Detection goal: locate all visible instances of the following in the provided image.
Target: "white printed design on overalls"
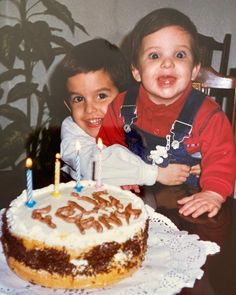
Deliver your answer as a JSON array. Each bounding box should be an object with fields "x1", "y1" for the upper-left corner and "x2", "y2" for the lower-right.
[{"x1": 149, "y1": 120, "x2": 193, "y2": 165}]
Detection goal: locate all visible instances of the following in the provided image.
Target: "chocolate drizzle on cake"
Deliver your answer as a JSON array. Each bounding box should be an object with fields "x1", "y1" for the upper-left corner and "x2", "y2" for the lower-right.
[
  {"x1": 2, "y1": 210, "x2": 149, "y2": 277},
  {"x1": 31, "y1": 191, "x2": 142, "y2": 234}
]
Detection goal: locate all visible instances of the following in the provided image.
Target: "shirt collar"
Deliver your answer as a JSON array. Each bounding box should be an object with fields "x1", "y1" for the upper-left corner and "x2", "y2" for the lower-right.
[{"x1": 138, "y1": 83, "x2": 193, "y2": 111}]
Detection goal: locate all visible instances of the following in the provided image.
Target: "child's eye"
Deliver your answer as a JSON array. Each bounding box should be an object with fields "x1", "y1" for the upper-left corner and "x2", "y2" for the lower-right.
[
  {"x1": 176, "y1": 51, "x2": 186, "y2": 59},
  {"x1": 71, "y1": 96, "x2": 84, "y2": 103},
  {"x1": 97, "y1": 93, "x2": 107, "y2": 100},
  {"x1": 148, "y1": 52, "x2": 160, "y2": 59}
]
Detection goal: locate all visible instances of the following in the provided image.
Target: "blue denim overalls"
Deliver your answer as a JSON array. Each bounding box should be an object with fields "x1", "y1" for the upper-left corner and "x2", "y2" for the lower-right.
[{"x1": 120, "y1": 85, "x2": 206, "y2": 186}]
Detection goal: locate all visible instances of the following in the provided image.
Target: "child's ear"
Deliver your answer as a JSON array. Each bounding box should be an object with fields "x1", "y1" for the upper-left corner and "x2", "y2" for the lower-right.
[
  {"x1": 191, "y1": 63, "x2": 201, "y2": 81},
  {"x1": 131, "y1": 65, "x2": 141, "y2": 82}
]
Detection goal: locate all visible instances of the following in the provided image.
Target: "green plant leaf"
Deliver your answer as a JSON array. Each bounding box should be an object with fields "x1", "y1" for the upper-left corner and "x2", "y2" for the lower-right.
[
  {"x1": 0, "y1": 68, "x2": 25, "y2": 83},
  {"x1": 23, "y1": 21, "x2": 55, "y2": 69},
  {"x1": 51, "y1": 35, "x2": 73, "y2": 51},
  {"x1": 74, "y1": 21, "x2": 89, "y2": 35},
  {"x1": 34, "y1": 86, "x2": 51, "y2": 126},
  {"x1": 52, "y1": 47, "x2": 68, "y2": 56},
  {"x1": 0, "y1": 24, "x2": 23, "y2": 68},
  {"x1": 0, "y1": 122, "x2": 31, "y2": 169},
  {"x1": 7, "y1": 82, "x2": 38, "y2": 103},
  {"x1": 0, "y1": 88, "x2": 3, "y2": 99},
  {"x1": 41, "y1": 0, "x2": 88, "y2": 35},
  {"x1": 0, "y1": 104, "x2": 27, "y2": 122}
]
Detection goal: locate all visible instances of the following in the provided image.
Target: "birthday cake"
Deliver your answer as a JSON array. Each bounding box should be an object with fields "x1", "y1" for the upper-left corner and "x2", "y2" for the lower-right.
[{"x1": 1, "y1": 180, "x2": 149, "y2": 289}]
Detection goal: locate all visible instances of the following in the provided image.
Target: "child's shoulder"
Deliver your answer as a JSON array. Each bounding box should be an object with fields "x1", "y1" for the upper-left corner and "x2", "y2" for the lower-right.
[
  {"x1": 200, "y1": 95, "x2": 222, "y2": 114},
  {"x1": 110, "y1": 90, "x2": 127, "y2": 108},
  {"x1": 194, "y1": 95, "x2": 226, "y2": 129},
  {"x1": 61, "y1": 116, "x2": 74, "y2": 127}
]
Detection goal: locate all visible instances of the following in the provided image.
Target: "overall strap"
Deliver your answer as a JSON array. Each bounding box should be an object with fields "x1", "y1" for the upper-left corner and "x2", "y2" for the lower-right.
[
  {"x1": 171, "y1": 89, "x2": 206, "y2": 141},
  {"x1": 120, "y1": 84, "x2": 139, "y2": 133},
  {"x1": 178, "y1": 88, "x2": 206, "y2": 124}
]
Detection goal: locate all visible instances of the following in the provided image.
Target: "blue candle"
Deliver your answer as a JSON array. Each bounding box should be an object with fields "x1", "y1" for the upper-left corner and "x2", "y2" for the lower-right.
[
  {"x1": 75, "y1": 141, "x2": 83, "y2": 192},
  {"x1": 25, "y1": 158, "x2": 36, "y2": 208}
]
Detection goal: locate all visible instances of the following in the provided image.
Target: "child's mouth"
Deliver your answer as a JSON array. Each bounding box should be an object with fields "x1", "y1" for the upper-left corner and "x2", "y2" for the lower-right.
[
  {"x1": 158, "y1": 76, "x2": 176, "y2": 87},
  {"x1": 86, "y1": 118, "x2": 103, "y2": 128}
]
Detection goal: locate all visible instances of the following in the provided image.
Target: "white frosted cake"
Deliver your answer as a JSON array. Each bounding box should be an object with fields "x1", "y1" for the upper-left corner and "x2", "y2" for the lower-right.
[{"x1": 1, "y1": 180, "x2": 149, "y2": 289}]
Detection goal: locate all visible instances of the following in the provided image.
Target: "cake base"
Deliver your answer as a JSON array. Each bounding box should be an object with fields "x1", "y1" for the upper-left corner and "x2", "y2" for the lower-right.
[{"x1": 7, "y1": 256, "x2": 142, "y2": 289}]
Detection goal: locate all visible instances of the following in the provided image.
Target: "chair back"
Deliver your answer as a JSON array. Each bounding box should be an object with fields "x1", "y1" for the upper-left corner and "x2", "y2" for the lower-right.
[
  {"x1": 193, "y1": 66, "x2": 236, "y2": 138},
  {"x1": 198, "y1": 33, "x2": 231, "y2": 75}
]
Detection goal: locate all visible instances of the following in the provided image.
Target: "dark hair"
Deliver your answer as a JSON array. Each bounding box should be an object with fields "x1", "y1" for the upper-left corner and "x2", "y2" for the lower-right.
[
  {"x1": 59, "y1": 38, "x2": 134, "y2": 93},
  {"x1": 128, "y1": 8, "x2": 200, "y2": 66}
]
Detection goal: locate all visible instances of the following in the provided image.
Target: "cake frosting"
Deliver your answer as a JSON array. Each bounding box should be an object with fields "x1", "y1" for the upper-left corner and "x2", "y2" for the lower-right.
[{"x1": 1, "y1": 180, "x2": 149, "y2": 289}]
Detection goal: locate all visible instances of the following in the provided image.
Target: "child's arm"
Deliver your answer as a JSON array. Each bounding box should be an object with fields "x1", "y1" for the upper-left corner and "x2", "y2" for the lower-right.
[
  {"x1": 121, "y1": 185, "x2": 141, "y2": 193},
  {"x1": 120, "y1": 164, "x2": 191, "y2": 192},
  {"x1": 157, "y1": 165, "x2": 191, "y2": 185},
  {"x1": 192, "y1": 107, "x2": 236, "y2": 200},
  {"x1": 177, "y1": 191, "x2": 224, "y2": 218},
  {"x1": 99, "y1": 144, "x2": 191, "y2": 186},
  {"x1": 190, "y1": 164, "x2": 201, "y2": 176}
]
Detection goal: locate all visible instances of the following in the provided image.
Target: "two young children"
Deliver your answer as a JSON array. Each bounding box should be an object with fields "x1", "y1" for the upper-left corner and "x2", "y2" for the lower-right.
[
  {"x1": 60, "y1": 37, "x2": 190, "y2": 189},
  {"x1": 60, "y1": 8, "x2": 236, "y2": 218}
]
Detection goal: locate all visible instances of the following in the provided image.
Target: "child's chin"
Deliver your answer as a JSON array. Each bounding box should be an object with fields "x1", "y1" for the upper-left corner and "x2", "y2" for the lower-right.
[{"x1": 87, "y1": 127, "x2": 100, "y2": 138}]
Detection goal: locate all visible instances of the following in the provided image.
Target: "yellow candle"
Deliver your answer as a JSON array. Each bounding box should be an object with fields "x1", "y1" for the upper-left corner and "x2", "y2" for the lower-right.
[{"x1": 52, "y1": 153, "x2": 61, "y2": 197}]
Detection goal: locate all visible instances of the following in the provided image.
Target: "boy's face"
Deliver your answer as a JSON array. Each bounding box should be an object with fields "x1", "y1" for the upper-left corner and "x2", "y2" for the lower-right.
[
  {"x1": 67, "y1": 70, "x2": 118, "y2": 137},
  {"x1": 132, "y1": 25, "x2": 200, "y2": 105}
]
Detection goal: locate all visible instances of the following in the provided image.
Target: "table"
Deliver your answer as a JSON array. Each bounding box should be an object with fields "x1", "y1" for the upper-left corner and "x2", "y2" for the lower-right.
[{"x1": 141, "y1": 183, "x2": 236, "y2": 295}]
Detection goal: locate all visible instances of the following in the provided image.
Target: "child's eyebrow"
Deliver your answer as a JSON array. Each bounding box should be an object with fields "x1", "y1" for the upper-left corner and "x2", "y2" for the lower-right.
[
  {"x1": 175, "y1": 45, "x2": 191, "y2": 50},
  {"x1": 68, "y1": 87, "x2": 112, "y2": 96},
  {"x1": 144, "y1": 44, "x2": 191, "y2": 52},
  {"x1": 94, "y1": 87, "x2": 113, "y2": 92},
  {"x1": 143, "y1": 46, "x2": 161, "y2": 52},
  {"x1": 68, "y1": 91, "x2": 82, "y2": 96}
]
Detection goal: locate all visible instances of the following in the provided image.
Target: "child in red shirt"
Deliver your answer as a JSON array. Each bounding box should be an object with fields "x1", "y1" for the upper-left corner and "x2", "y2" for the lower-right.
[{"x1": 97, "y1": 8, "x2": 236, "y2": 218}]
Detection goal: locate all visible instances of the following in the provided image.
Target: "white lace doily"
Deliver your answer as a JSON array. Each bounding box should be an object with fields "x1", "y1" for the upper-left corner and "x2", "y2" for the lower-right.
[{"x1": 0, "y1": 207, "x2": 220, "y2": 295}]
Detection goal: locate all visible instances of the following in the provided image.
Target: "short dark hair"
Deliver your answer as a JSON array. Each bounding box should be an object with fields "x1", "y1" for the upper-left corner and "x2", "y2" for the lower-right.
[
  {"x1": 128, "y1": 8, "x2": 200, "y2": 66},
  {"x1": 59, "y1": 38, "x2": 134, "y2": 93}
]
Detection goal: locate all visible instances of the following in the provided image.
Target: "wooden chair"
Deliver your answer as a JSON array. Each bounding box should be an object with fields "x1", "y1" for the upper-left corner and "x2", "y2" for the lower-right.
[
  {"x1": 192, "y1": 66, "x2": 236, "y2": 138},
  {"x1": 198, "y1": 33, "x2": 231, "y2": 75}
]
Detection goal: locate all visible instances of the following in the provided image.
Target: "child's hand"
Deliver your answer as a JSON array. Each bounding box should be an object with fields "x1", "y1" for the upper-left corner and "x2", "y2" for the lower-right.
[
  {"x1": 121, "y1": 185, "x2": 140, "y2": 193},
  {"x1": 190, "y1": 164, "x2": 201, "y2": 176},
  {"x1": 178, "y1": 191, "x2": 224, "y2": 218},
  {"x1": 157, "y1": 164, "x2": 190, "y2": 185}
]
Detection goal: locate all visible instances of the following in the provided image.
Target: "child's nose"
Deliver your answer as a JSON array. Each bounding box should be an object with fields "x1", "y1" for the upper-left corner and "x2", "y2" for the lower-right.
[
  {"x1": 85, "y1": 101, "x2": 97, "y2": 113},
  {"x1": 160, "y1": 57, "x2": 174, "y2": 69}
]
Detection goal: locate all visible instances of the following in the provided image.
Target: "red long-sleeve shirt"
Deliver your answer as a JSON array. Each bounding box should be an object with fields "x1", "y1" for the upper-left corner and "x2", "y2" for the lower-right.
[{"x1": 97, "y1": 84, "x2": 236, "y2": 199}]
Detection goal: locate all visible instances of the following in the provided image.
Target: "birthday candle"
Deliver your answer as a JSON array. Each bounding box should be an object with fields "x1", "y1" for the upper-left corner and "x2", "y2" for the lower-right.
[
  {"x1": 52, "y1": 153, "x2": 61, "y2": 197},
  {"x1": 96, "y1": 138, "x2": 103, "y2": 189},
  {"x1": 75, "y1": 141, "x2": 83, "y2": 192},
  {"x1": 25, "y1": 158, "x2": 36, "y2": 208}
]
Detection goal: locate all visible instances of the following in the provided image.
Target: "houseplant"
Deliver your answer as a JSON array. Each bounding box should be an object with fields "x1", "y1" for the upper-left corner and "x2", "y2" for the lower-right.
[{"x1": 0, "y1": 0, "x2": 88, "y2": 197}]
